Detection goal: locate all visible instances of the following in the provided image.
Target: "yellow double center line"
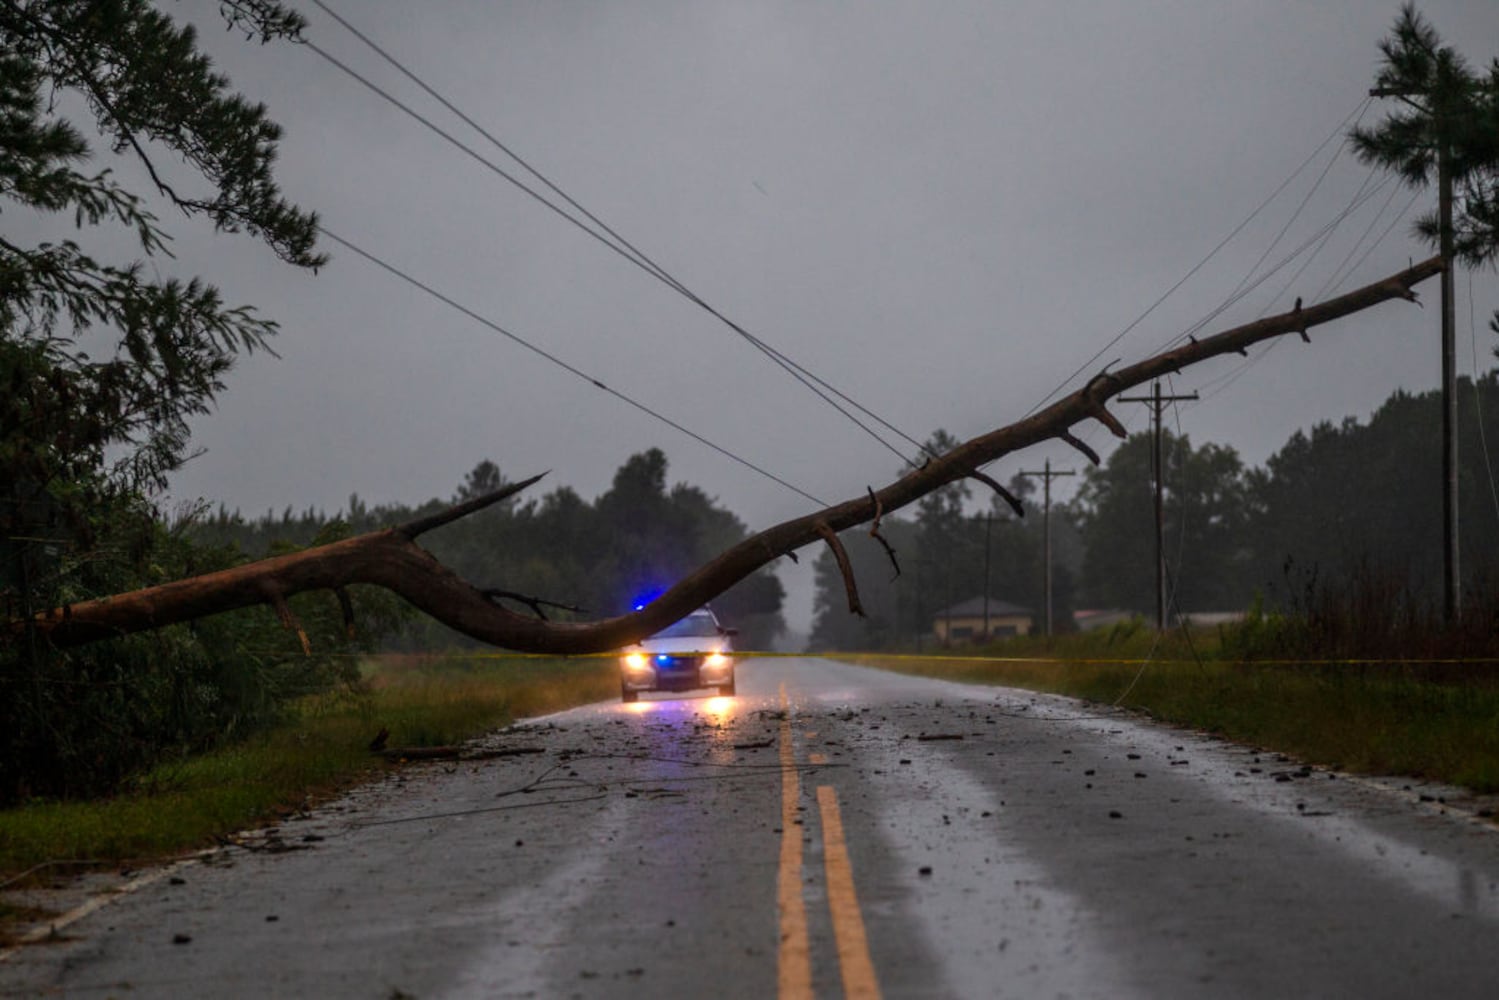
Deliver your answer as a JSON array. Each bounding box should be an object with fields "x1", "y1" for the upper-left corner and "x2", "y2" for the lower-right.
[{"x1": 777, "y1": 684, "x2": 881, "y2": 999}]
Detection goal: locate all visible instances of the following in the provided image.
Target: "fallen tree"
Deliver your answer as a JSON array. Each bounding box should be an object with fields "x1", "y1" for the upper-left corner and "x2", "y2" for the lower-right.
[{"x1": 6, "y1": 256, "x2": 1443, "y2": 654}]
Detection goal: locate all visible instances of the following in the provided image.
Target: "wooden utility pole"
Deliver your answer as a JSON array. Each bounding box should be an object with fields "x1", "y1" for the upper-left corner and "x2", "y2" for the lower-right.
[
  {"x1": 1120, "y1": 381, "x2": 1199, "y2": 630},
  {"x1": 982, "y1": 512, "x2": 992, "y2": 640},
  {"x1": 1370, "y1": 83, "x2": 1459, "y2": 620},
  {"x1": 1018, "y1": 458, "x2": 1074, "y2": 637}
]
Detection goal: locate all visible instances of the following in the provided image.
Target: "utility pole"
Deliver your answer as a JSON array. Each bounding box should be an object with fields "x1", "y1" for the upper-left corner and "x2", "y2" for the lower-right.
[
  {"x1": 982, "y1": 512, "x2": 993, "y2": 641},
  {"x1": 1370, "y1": 83, "x2": 1459, "y2": 620},
  {"x1": 1120, "y1": 380, "x2": 1199, "y2": 630},
  {"x1": 1018, "y1": 458, "x2": 1074, "y2": 638}
]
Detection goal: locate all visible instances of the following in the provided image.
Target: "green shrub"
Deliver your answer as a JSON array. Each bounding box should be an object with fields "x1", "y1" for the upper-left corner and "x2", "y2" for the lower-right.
[{"x1": 0, "y1": 515, "x2": 408, "y2": 805}]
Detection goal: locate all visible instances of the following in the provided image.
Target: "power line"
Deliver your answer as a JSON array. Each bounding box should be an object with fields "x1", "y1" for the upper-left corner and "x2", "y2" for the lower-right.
[
  {"x1": 1008, "y1": 101, "x2": 1388, "y2": 482},
  {"x1": 1053, "y1": 169, "x2": 1400, "y2": 432},
  {"x1": 1312, "y1": 175, "x2": 1404, "y2": 300},
  {"x1": 1022, "y1": 97, "x2": 1373, "y2": 420},
  {"x1": 1324, "y1": 187, "x2": 1424, "y2": 297},
  {"x1": 1053, "y1": 147, "x2": 1403, "y2": 500},
  {"x1": 303, "y1": 2, "x2": 924, "y2": 466},
  {"x1": 1193, "y1": 185, "x2": 1422, "y2": 404},
  {"x1": 1154, "y1": 168, "x2": 1392, "y2": 361},
  {"x1": 1171, "y1": 121, "x2": 1373, "y2": 350},
  {"x1": 317, "y1": 227, "x2": 825, "y2": 506},
  {"x1": 1225, "y1": 102, "x2": 1368, "y2": 303},
  {"x1": 1253, "y1": 173, "x2": 1388, "y2": 317}
]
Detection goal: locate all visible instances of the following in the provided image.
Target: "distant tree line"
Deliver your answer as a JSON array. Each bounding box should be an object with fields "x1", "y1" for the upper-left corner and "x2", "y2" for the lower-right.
[
  {"x1": 809, "y1": 374, "x2": 1499, "y2": 648},
  {"x1": 195, "y1": 448, "x2": 788, "y2": 652}
]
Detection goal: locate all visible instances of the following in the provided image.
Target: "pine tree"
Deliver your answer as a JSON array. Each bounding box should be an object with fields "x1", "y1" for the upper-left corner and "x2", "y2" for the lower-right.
[
  {"x1": 1350, "y1": 4, "x2": 1499, "y2": 267},
  {"x1": 0, "y1": 0, "x2": 322, "y2": 526},
  {"x1": 0, "y1": 1, "x2": 329, "y2": 802}
]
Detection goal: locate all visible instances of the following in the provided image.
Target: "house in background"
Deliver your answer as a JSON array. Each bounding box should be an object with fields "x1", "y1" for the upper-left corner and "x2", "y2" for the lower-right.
[{"x1": 931, "y1": 597, "x2": 1033, "y2": 643}]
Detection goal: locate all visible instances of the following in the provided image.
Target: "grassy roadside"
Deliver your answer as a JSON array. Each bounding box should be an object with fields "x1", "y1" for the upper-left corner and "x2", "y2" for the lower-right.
[
  {"x1": 0, "y1": 654, "x2": 616, "y2": 882},
  {"x1": 838, "y1": 630, "x2": 1499, "y2": 795}
]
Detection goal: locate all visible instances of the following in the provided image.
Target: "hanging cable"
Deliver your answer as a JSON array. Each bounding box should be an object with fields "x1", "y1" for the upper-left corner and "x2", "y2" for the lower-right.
[
  {"x1": 1022, "y1": 98, "x2": 1373, "y2": 420},
  {"x1": 318, "y1": 227, "x2": 825, "y2": 506},
  {"x1": 1255, "y1": 173, "x2": 1389, "y2": 316},
  {"x1": 1326, "y1": 188, "x2": 1424, "y2": 296},
  {"x1": 1194, "y1": 184, "x2": 1423, "y2": 404},
  {"x1": 1222, "y1": 102, "x2": 1369, "y2": 306},
  {"x1": 1168, "y1": 147, "x2": 1377, "y2": 354},
  {"x1": 303, "y1": 3, "x2": 924, "y2": 465},
  {"x1": 1153, "y1": 169, "x2": 1391, "y2": 362},
  {"x1": 1311, "y1": 177, "x2": 1404, "y2": 300}
]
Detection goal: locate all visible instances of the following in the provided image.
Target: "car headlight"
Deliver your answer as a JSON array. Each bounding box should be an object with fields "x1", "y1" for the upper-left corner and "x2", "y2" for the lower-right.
[
  {"x1": 624, "y1": 652, "x2": 647, "y2": 669},
  {"x1": 704, "y1": 651, "x2": 729, "y2": 668}
]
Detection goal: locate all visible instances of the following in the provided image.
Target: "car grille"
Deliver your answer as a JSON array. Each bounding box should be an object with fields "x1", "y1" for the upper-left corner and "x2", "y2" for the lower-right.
[{"x1": 654, "y1": 655, "x2": 701, "y2": 674}]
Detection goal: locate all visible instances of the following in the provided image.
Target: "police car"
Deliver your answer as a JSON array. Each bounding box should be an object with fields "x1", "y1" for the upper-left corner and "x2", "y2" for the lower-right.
[{"x1": 619, "y1": 607, "x2": 736, "y2": 702}]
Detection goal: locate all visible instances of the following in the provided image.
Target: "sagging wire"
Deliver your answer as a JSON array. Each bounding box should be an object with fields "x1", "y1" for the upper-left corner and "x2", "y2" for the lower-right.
[
  {"x1": 1170, "y1": 104, "x2": 1375, "y2": 352},
  {"x1": 1023, "y1": 97, "x2": 1374, "y2": 421},
  {"x1": 1076, "y1": 162, "x2": 1398, "y2": 461},
  {"x1": 1311, "y1": 177, "x2": 1406, "y2": 301},
  {"x1": 1327, "y1": 187, "x2": 1424, "y2": 296},
  {"x1": 1194, "y1": 185, "x2": 1423, "y2": 405},
  {"x1": 1255, "y1": 171, "x2": 1387, "y2": 316},
  {"x1": 304, "y1": 1, "x2": 925, "y2": 468},
  {"x1": 1152, "y1": 169, "x2": 1394, "y2": 362},
  {"x1": 318, "y1": 226, "x2": 826, "y2": 507}
]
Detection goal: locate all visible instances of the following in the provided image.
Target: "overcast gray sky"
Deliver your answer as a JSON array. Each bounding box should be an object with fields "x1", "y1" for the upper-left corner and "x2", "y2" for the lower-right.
[{"x1": 81, "y1": 2, "x2": 1499, "y2": 629}]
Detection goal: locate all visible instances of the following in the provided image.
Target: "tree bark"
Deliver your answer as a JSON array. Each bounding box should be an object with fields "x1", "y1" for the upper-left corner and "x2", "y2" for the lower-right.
[{"x1": 7, "y1": 256, "x2": 1443, "y2": 654}]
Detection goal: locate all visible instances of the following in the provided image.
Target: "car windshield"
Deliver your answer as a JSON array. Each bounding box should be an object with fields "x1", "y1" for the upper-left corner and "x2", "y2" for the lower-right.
[{"x1": 652, "y1": 613, "x2": 720, "y2": 639}]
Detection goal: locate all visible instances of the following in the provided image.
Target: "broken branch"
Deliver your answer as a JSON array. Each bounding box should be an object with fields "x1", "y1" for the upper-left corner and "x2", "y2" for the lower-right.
[
  {"x1": 398, "y1": 474, "x2": 547, "y2": 539},
  {"x1": 967, "y1": 470, "x2": 1025, "y2": 518},
  {"x1": 6, "y1": 257, "x2": 1442, "y2": 653},
  {"x1": 1059, "y1": 430, "x2": 1101, "y2": 466},
  {"x1": 265, "y1": 589, "x2": 310, "y2": 655},
  {"x1": 865, "y1": 486, "x2": 903, "y2": 579},
  {"x1": 481, "y1": 589, "x2": 586, "y2": 621},
  {"x1": 817, "y1": 522, "x2": 865, "y2": 617}
]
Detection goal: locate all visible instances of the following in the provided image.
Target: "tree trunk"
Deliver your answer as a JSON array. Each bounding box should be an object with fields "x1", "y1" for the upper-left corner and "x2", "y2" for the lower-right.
[{"x1": 6, "y1": 257, "x2": 1443, "y2": 655}]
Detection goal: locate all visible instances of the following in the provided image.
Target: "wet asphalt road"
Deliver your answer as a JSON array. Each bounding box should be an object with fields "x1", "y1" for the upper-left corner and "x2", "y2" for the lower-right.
[{"x1": 3, "y1": 656, "x2": 1499, "y2": 998}]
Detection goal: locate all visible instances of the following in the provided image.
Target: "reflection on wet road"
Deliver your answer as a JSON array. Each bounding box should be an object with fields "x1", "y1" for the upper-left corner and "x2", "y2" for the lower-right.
[{"x1": 2, "y1": 657, "x2": 1498, "y2": 998}]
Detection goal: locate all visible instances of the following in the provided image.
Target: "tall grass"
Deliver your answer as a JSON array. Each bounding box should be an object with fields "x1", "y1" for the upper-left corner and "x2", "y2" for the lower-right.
[
  {"x1": 844, "y1": 571, "x2": 1499, "y2": 795},
  {"x1": 845, "y1": 652, "x2": 1499, "y2": 793},
  {"x1": 1224, "y1": 563, "x2": 1499, "y2": 671},
  {"x1": 0, "y1": 655, "x2": 616, "y2": 879}
]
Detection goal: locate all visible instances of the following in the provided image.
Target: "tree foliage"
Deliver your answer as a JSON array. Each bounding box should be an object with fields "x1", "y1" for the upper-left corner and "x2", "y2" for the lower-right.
[
  {"x1": 0, "y1": 0, "x2": 321, "y2": 512},
  {"x1": 1074, "y1": 431, "x2": 1256, "y2": 614},
  {"x1": 199, "y1": 449, "x2": 790, "y2": 652},
  {"x1": 1351, "y1": 3, "x2": 1499, "y2": 268},
  {"x1": 811, "y1": 376, "x2": 1499, "y2": 645},
  {"x1": 1248, "y1": 376, "x2": 1499, "y2": 603},
  {"x1": 1, "y1": 1, "x2": 331, "y2": 803}
]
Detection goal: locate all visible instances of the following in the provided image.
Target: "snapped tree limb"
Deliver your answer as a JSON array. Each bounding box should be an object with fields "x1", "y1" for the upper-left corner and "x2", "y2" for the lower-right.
[{"x1": 6, "y1": 257, "x2": 1442, "y2": 654}]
